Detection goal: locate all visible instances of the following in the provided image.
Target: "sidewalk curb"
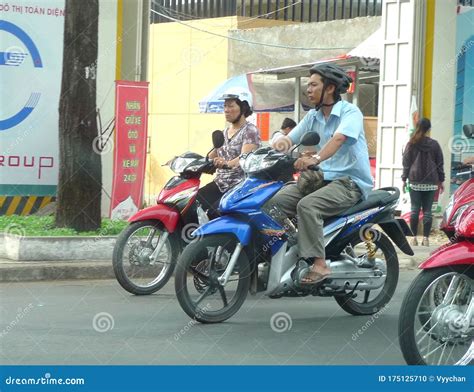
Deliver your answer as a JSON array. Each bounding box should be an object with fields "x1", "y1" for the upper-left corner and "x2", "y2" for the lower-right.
[
  {"x1": 0, "y1": 261, "x2": 115, "y2": 282},
  {"x1": 0, "y1": 244, "x2": 440, "y2": 282}
]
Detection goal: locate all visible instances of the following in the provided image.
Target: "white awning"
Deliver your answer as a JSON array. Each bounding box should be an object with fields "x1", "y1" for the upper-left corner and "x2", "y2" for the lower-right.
[
  {"x1": 347, "y1": 28, "x2": 382, "y2": 60},
  {"x1": 201, "y1": 28, "x2": 382, "y2": 114}
]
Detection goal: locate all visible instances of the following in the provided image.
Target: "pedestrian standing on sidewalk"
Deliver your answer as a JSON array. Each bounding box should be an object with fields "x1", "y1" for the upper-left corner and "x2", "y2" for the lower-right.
[
  {"x1": 270, "y1": 117, "x2": 297, "y2": 145},
  {"x1": 270, "y1": 118, "x2": 298, "y2": 182},
  {"x1": 402, "y1": 118, "x2": 445, "y2": 247}
]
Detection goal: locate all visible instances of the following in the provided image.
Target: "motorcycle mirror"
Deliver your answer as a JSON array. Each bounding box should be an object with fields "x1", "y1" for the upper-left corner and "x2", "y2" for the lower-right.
[
  {"x1": 300, "y1": 132, "x2": 320, "y2": 146},
  {"x1": 212, "y1": 130, "x2": 225, "y2": 149},
  {"x1": 205, "y1": 130, "x2": 225, "y2": 162},
  {"x1": 463, "y1": 124, "x2": 474, "y2": 139}
]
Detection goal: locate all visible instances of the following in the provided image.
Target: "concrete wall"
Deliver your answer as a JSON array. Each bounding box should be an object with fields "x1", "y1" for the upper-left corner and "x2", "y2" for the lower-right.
[
  {"x1": 146, "y1": 16, "x2": 236, "y2": 202},
  {"x1": 429, "y1": 0, "x2": 456, "y2": 209},
  {"x1": 98, "y1": 0, "x2": 118, "y2": 217},
  {"x1": 98, "y1": 0, "x2": 149, "y2": 216},
  {"x1": 228, "y1": 16, "x2": 381, "y2": 75},
  {"x1": 117, "y1": 0, "x2": 149, "y2": 82}
]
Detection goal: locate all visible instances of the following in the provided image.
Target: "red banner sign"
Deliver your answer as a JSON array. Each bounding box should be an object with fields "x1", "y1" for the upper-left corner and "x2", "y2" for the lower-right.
[{"x1": 110, "y1": 81, "x2": 149, "y2": 219}]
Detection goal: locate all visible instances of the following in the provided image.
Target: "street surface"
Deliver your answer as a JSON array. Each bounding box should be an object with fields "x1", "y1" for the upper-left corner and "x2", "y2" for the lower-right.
[{"x1": 1, "y1": 271, "x2": 419, "y2": 365}]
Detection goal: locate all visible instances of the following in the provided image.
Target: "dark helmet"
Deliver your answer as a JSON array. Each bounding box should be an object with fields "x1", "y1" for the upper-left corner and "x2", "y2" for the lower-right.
[{"x1": 309, "y1": 63, "x2": 353, "y2": 94}]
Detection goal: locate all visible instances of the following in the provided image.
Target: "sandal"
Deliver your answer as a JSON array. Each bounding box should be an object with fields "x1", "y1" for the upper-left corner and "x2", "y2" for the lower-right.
[{"x1": 300, "y1": 269, "x2": 331, "y2": 285}]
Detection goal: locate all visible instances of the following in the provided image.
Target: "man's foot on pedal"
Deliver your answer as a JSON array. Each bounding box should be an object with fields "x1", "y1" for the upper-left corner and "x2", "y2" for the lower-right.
[{"x1": 300, "y1": 268, "x2": 331, "y2": 285}]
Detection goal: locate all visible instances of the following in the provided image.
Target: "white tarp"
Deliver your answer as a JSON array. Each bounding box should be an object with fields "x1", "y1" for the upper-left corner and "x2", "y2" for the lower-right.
[{"x1": 347, "y1": 28, "x2": 382, "y2": 63}]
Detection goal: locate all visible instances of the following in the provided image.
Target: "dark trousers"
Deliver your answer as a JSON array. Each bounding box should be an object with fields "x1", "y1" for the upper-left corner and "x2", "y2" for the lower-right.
[
  {"x1": 409, "y1": 189, "x2": 436, "y2": 237},
  {"x1": 196, "y1": 181, "x2": 225, "y2": 220}
]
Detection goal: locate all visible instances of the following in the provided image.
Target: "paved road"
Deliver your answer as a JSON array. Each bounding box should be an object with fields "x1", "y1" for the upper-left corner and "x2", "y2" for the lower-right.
[{"x1": 0, "y1": 271, "x2": 420, "y2": 365}]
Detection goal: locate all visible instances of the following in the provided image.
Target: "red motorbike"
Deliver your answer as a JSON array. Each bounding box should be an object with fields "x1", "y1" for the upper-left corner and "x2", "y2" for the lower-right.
[
  {"x1": 398, "y1": 163, "x2": 473, "y2": 365},
  {"x1": 113, "y1": 131, "x2": 225, "y2": 295}
]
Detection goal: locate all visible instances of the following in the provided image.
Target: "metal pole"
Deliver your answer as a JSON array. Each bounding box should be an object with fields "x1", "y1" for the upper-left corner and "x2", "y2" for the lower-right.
[
  {"x1": 294, "y1": 77, "x2": 301, "y2": 121},
  {"x1": 352, "y1": 65, "x2": 359, "y2": 107}
]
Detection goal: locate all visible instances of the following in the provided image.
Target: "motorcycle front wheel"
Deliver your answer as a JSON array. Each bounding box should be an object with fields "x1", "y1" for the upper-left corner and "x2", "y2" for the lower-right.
[
  {"x1": 398, "y1": 266, "x2": 473, "y2": 365},
  {"x1": 174, "y1": 234, "x2": 250, "y2": 324},
  {"x1": 113, "y1": 220, "x2": 179, "y2": 295}
]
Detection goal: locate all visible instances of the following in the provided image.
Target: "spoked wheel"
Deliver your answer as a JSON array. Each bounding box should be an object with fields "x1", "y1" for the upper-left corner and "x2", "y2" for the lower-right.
[
  {"x1": 398, "y1": 266, "x2": 473, "y2": 365},
  {"x1": 334, "y1": 231, "x2": 399, "y2": 315},
  {"x1": 113, "y1": 220, "x2": 179, "y2": 295},
  {"x1": 175, "y1": 234, "x2": 250, "y2": 324}
]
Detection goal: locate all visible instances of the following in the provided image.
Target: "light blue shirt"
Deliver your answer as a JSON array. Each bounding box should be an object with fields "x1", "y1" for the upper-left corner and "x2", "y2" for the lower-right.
[{"x1": 288, "y1": 100, "x2": 373, "y2": 199}]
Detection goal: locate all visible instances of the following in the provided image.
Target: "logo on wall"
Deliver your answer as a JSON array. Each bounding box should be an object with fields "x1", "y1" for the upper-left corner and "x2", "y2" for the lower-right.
[{"x1": 0, "y1": 20, "x2": 42, "y2": 131}]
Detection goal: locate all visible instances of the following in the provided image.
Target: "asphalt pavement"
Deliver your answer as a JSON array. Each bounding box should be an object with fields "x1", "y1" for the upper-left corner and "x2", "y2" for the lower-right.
[{"x1": 1, "y1": 271, "x2": 421, "y2": 365}]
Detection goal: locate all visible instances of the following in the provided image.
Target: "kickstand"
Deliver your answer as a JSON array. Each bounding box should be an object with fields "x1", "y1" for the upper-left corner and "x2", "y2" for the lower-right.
[{"x1": 345, "y1": 281, "x2": 361, "y2": 298}]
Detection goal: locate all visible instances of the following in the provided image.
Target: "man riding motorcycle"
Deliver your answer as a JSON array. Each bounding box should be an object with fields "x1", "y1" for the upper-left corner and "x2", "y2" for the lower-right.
[{"x1": 270, "y1": 64, "x2": 373, "y2": 284}]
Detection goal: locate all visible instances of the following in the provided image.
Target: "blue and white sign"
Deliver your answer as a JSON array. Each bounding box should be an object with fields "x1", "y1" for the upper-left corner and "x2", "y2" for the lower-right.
[{"x1": 0, "y1": 1, "x2": 64, "y2": 192}]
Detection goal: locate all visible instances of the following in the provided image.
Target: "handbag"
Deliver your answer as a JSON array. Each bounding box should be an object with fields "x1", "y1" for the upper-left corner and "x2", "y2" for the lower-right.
[{"x1": 296, "y1": 169, "x2": 325, "y2": 195}]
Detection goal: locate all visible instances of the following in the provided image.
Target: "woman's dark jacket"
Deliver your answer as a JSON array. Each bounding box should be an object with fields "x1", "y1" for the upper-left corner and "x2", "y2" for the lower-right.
[{"x1": 402, "y1": 137, "x2": 445, "y2": 184}]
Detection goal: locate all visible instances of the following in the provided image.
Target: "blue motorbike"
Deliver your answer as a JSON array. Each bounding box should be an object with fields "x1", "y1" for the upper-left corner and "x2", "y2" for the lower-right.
[{"x1": 174, "y1": 133, "x2": 413, "y2": 323}]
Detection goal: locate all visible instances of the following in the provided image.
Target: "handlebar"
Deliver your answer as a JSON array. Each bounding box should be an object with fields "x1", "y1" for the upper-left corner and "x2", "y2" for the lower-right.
[
  {"x1": 453, "y1": 163, "x2": 473, "y2": 171},
  {"x1": 306, "y1": 164, "x2": 320, "y2": 171}
]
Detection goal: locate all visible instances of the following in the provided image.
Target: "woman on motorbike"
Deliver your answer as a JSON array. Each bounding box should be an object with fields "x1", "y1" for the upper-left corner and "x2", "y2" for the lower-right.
[{"x1": 197, "y1": 88, "x2": 261, "y2": 219}]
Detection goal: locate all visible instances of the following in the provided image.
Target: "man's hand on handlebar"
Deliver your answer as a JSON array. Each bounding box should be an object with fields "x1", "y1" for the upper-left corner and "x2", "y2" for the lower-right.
[{"x1": 294, "y1": 156, "x2": 318, "y2": 171}]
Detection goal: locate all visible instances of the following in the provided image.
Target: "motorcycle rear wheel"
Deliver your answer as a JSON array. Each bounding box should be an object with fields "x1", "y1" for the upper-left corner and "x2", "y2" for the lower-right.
[
  {"x1": 113, "y1": 220, "x2": 179, "y2": 295},
  {"x1": 334, "y1": 232, "x2": 399, "y2": 315},
  {"x1": 398, "y1": 266, "x2": 473, "y2": 365},
  {"x1": 174, "y1": 234, "x2": 250, "y2": 323}
]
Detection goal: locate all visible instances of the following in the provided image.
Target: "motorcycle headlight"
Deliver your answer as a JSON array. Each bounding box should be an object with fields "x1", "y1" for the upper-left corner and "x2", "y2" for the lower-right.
[
  {"x1": 449, "y1": 201, "x2": 474, "y2": 226},
  {"x1": 443, "y1": 196, "x2": 454, "y2": 224},
  {"x1": 170, "y1": 157, "x2": 197, "y2": 173},
  {"x1": 162, "y1": 187, "x2": 198, "y2": 204},
  {"x1": 241, "y1": 154, "x2": 277, "y2": 174}
]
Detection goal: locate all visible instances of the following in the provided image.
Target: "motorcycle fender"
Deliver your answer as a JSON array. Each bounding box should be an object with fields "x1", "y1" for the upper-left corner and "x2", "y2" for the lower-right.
[
  {"x1": 128, "y1": 204, "x2": 180, "y2": 233},
  {"x1": 193, "y1": 216, "x2": 252, "y2": 245},
  {"x1": 378, "y1": 219, "x2": 414, "y2": 256},
  {"x1": 419, "y1": 241, "x2": 474, "y2": 269}
]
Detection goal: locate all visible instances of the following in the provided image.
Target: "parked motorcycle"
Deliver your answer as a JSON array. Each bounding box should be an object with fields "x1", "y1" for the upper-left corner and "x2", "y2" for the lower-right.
[
  {"x1": 398, "y1": 164, "x2": 474, "y2": 365},
  {"x1": 112, "y1": 131, "x2": 225, "y2": 295},
  {"x1": 174, "y1": 132, "x2": 413, "y2": 323}
]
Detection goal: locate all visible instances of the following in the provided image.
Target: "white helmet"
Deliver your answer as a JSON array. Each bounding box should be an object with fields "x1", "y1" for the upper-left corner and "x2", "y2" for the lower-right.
[{"x1": 219, "y1": 87, "x2": 253, "y2": 109}]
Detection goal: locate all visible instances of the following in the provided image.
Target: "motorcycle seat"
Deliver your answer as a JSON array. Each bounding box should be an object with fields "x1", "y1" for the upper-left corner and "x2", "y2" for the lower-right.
[{"x1": 340, "y1": 187, "x2": 400, "y2": 217}]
